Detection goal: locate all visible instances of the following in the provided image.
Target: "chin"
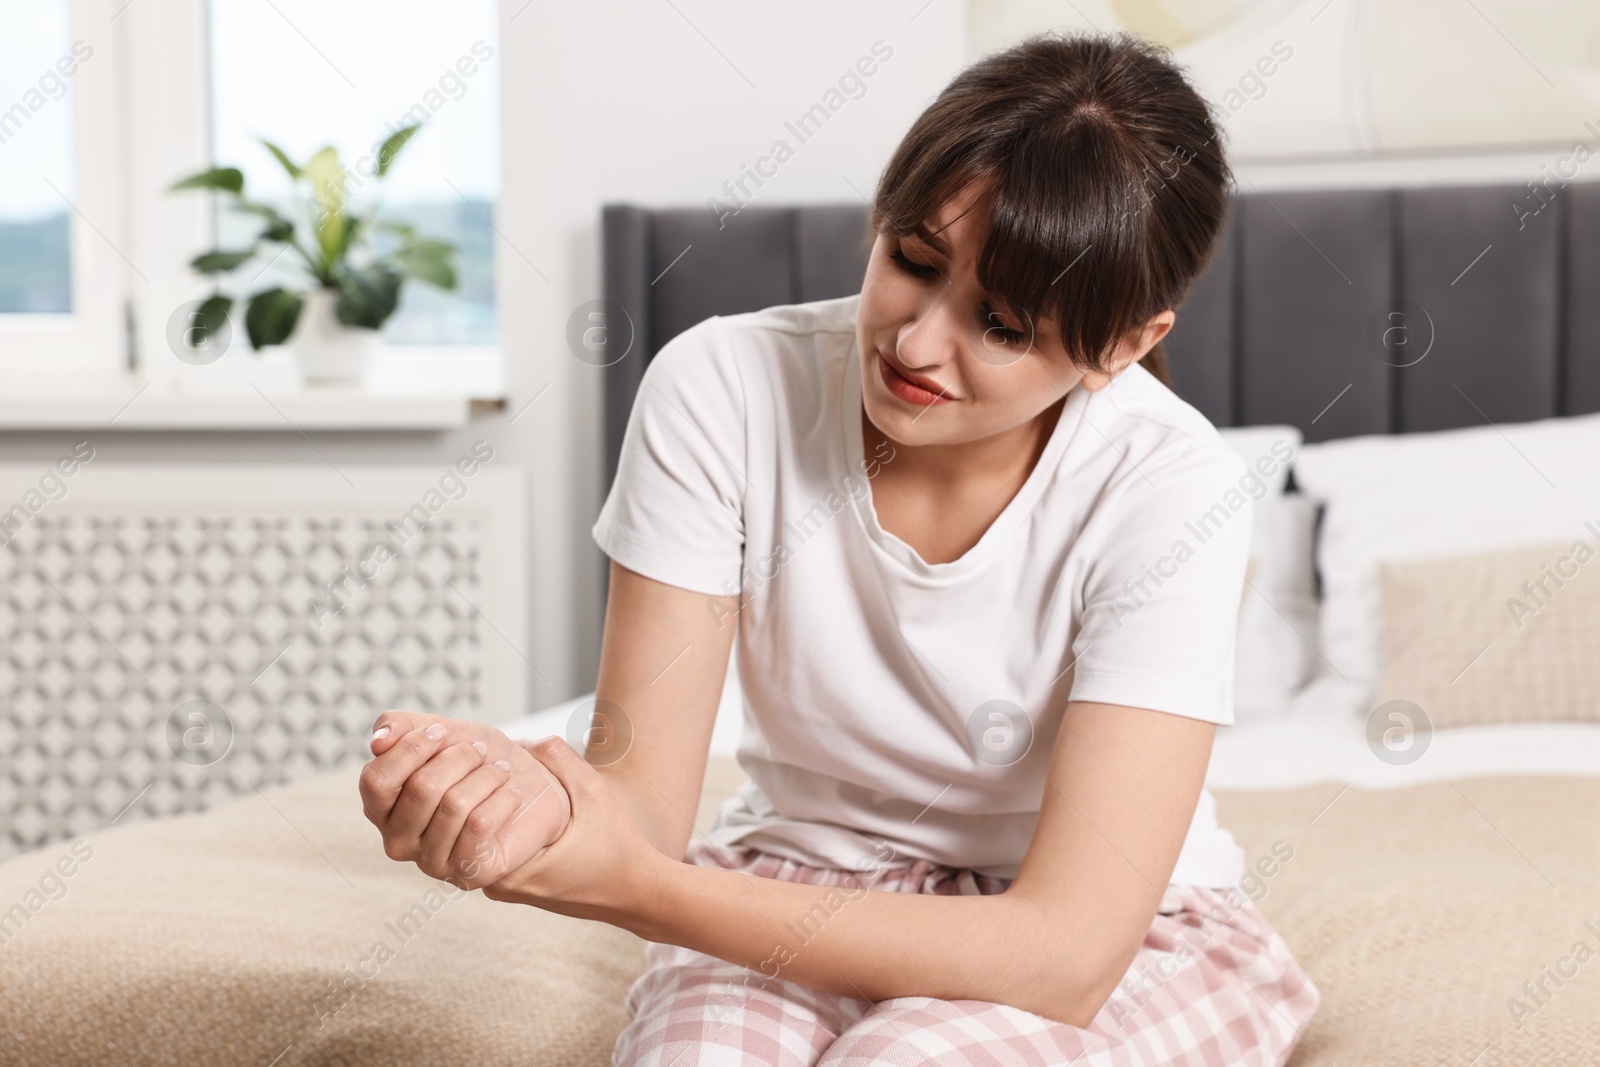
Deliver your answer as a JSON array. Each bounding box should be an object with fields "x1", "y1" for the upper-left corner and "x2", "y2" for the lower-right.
[{"x1": 864, "y1": 388, "x2": 960, "y2": 447}]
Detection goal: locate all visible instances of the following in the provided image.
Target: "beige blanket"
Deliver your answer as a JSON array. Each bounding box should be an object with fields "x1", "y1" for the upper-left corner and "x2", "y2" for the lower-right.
[
  {"x1": 0, "y1": 757, "x2": 1594, "y2": 1065},
  {"x1": 1216, "y1": 775, "x2": 1600, "y2": 1067}
]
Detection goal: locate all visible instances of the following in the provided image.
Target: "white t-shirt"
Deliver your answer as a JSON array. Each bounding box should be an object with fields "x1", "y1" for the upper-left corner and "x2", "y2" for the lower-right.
[{"x1": 591, "y1": 294, "x2": 1251, "y2": 889}]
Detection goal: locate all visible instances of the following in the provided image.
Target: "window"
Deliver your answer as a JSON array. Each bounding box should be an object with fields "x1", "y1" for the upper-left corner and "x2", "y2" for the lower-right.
[
  {"x1": 3, "y1": 0, "x2": 500, "y2": 394},
  {"x1": 1, "y1": 0, "x2": 123, "y2": 380},
  {"x1": 0, "y1": 4, "x2": 75, "y2": 314},
  {"x1": 208, "y1": 0, "x2": 499, "y2": 346}
]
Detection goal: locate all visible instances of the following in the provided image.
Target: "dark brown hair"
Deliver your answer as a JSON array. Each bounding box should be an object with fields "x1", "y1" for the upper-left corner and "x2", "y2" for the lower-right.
[{"x1": 868, "y1": 31, "x2": 1232, "y2": 387}]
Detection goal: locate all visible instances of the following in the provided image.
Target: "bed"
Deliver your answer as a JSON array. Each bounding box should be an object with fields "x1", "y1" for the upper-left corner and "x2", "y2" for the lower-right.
[
  {"x1": 3, "y1": 715, "x2": 1597, "y2": 1066},
  {"x1": 4, "y1": 183, "x2": 1600, "y2": 1064}
]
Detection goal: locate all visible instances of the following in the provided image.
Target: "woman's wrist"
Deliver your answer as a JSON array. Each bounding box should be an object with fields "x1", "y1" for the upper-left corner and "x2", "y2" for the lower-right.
[{"x1": 491, "y1": 825, "x2": 679, "y2": 936}]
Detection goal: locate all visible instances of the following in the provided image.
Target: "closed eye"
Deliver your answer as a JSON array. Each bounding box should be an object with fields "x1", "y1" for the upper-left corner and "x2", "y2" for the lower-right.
[
  {"x1": 889, "y1": 246, "x2": 939, "y2": 278},
  {"x1": 890, "y1": 241, "x2": 1030, "y2": 346},
  {"x1": 983, "y1": 305, "x2": 1028, "y2": 345}
]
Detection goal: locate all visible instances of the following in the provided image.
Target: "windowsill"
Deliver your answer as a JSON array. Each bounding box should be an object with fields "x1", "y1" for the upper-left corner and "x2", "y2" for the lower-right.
[{"x1": 0, "y1": 347, "x2": 507, "y2": 431}]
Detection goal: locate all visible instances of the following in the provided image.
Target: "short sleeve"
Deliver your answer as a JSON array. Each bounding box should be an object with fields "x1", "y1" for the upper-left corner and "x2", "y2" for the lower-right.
[
  {"x1": 591, "y1": 317, "x2": 747, "y2": 597},
  {"x1": 1067, "y1": 445, "x2": 1253, "y2": 725}
]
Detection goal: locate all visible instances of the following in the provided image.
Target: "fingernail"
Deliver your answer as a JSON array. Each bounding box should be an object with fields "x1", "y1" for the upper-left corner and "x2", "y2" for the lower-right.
[
  {"x1": 372, "y1": 725, "x2": 391, "y2": 740},
  {"x1": 472, "y1": 740, "x2": 488, "y2": 757},
  {"x1": 493, "y1": 759, "x2": 511, "y2": 772},
  {"x1": 425, "y1": 723, "x2": 446, "y2": 741}
]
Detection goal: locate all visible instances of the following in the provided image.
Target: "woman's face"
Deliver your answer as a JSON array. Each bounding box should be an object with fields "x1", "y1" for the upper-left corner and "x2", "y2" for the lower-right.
[{"x1": 856, "y1": 181, "x2": 1173, "y2": 449}]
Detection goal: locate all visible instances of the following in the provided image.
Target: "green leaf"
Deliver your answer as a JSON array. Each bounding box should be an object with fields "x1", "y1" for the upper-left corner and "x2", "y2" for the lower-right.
[
  {"x1": 230, "y1": 200, "x2": 297, "y2": 246},
  {"x1": 260, "y1": 139, "x2": 301, "y2": 179},
  {"x1": 303, "y1": 146, "x2": 345, "y2": 214},
  {"x1": 190, "y1": 249, "x2": 257, "y2": 274},
  {"x1": 336, "y1": 215, "x2": 365, "y2": 261},
  {"x1": 409, "y1": 237, "x2": 453, "y2": 257},
  {"x1": 259, "y1": 217, "x2": 295, "y2": 243},
  {"x1": 186, "y1": 294, "x2": 234, "y2": 350},
  {"x1": 237, "y1": 199, "x2": 289, "y2": 223},
  {"x1": 396, "y1": 239, "x2": 457, "y2": 290},
  {"x1": 169, "y1": 167, "x2": 244, "y2": 194},
  {"x1": 302, "y1": 146, "x2": 347, "y2": 264},
  {"x1": 244, "y1": 287, "x2": 304, "y2": 348},
  {"x1": 333, "y1": 265, "x2": 401, "y2": 329},
  {"x1": 315, "y1": 213, "x2": 345, "y2": 270},
  {"x1": 375, "y1": 124, "x2": 422, "y2": 177}
]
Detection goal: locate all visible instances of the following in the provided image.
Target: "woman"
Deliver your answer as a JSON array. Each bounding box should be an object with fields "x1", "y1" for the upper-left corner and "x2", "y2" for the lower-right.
[{"x1": 361, "y1": 30, "x2": 1320, "y2": 1066}]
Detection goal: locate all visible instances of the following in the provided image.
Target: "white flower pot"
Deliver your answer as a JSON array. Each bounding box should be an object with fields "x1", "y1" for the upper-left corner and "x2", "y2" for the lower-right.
[{"x1": 288, "y1": 288, "x2": 382, "y2": 386}]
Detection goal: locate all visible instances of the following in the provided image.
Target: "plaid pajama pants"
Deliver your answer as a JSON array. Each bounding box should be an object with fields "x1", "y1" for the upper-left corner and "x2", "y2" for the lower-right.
[{"x1": 614, "y1": 838, "x2": 1320, "y2": 1066}]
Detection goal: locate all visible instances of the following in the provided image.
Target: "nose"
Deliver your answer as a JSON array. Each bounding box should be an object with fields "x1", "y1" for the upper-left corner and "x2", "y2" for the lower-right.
[{"x1": 895, "y1": 291, "x2": 964, "y2": 374}]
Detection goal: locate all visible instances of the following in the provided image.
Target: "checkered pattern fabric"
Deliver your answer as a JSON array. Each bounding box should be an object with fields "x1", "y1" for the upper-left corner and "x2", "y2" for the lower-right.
[{"x1": 614, "y1": 839, "x2": 1319, "y2": 1066}]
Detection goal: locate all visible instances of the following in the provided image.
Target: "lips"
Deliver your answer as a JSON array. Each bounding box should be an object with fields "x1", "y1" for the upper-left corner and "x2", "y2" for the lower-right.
[{"x1": 878, "y1": 352, "x2": 954, "y2": 407}]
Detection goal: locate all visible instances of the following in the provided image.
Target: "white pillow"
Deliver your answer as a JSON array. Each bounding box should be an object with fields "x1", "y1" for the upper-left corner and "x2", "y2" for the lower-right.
[
  {"x1": 1216, "y1": 426, "x2": 1296, "y2": 554},
  {"x1": 1292, "y1": 412, "x2": 1600, "y2": 710},
  {"x1": 1236, "y1": 492, "x2": 1322, "y2": 721},
  {"x1": 1216, "y1": 426, "x2": 1316, "y2": 721}
]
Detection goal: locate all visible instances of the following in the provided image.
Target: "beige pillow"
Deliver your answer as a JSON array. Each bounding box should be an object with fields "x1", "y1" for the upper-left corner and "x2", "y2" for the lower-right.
[{"x1": 1376, "y1": 540, "x2": 1600, "y2": 727}]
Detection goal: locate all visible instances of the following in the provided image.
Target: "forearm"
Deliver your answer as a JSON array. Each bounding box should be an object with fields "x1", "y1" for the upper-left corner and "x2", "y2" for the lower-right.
[
  {"x1": 598, "y1": 768, "x2": 694, "y2": 861},
  {"x1": 618, "y1": 850, "x2": 1108, "y2": 1028}
]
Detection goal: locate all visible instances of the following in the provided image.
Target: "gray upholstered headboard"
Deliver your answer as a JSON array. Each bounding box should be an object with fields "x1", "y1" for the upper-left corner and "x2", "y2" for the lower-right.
[{"x1": 601, "y1": 182, "x2": 1600, "y2": 491}]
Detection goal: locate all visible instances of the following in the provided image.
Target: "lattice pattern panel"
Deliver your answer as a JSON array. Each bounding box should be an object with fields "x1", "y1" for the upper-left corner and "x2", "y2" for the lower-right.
[{"x1": 0, "y1": 513, "x2": 485, "y2": 860}]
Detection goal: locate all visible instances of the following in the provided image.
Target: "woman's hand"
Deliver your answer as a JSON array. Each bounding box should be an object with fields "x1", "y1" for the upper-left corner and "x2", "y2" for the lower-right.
[
  {"x1": 478, "y1": 733, "x2": 666, "y2": 929},
  {"x1": 359, "y1": 712, "x2": 571, "y2": 891},
  {"x1": 358, "y1": 712, "x2": 665, "y2": 928}
]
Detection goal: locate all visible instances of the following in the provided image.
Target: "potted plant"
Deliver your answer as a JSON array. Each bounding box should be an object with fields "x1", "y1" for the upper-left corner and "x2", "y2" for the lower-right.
[{"x1": 169, "y1": 125, "x2": 458, "y2": 385}]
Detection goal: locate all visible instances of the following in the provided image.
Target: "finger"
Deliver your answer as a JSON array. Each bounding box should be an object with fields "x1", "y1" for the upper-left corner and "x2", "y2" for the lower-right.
[
  {"x1": 506, "y1": 765, "x2": 569, "y2": 835},
  {"x1": 513, "y1": 738, "x2": 576, "y2": 831},
  {"x1": 360, "y1": 721, "x2": 452, "y2": 824},
  {"x1": 447, "y1": 781, "x2": 526, "y2": 888},
  {"x1": 523, "y1": 735, "x2": 591, "y2": 821},
  {"x1": 496, "y1": 755, "x2": 574, "y2": 862},
  {"x1": 369, "y1": 710, "x2": 442, "y2": 757},
  {"x1": 419, "y1": 749, "x2": 512, "y2": 879},
  {"x1": 452, "y1": 754, "x2": 572, "y2": 890},
  {"x1": 386, "y1": 740, "x2": 488, "y2": 852}
]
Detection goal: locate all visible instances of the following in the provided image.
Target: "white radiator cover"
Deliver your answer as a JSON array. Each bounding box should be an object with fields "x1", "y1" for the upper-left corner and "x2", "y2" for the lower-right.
[{"x1": 0, "y1": 461, "x2": 528, "y2": 860}]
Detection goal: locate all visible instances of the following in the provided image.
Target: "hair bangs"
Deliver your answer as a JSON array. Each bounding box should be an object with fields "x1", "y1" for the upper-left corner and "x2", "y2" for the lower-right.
[
  {"x1": 977, "y1": 118, "x2": 1158, "y2": 369},
  {"x1": 867, "y1": 31, "x2": 1234, "y2": 386}
]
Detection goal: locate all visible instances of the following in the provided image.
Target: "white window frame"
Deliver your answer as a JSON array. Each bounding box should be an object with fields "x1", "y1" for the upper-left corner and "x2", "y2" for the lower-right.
[
  {"x1": 1, "y1": 0, "x2": 131, "y2": 382},
  {"x1": 5, "y1": 0, "x2": 503, "y2": 417}
]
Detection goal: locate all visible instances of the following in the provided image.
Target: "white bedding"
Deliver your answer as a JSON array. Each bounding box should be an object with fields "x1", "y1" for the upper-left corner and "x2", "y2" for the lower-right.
[
  {"x1": 499, "y1": 661, "x2": 746, "y2": 763},
  {"x1": 497, "y1": 663, "x2": 1600, "y2": 792},
  {"x1": 1203, "y1": 676, "x2": 1600, "y2": 789}
]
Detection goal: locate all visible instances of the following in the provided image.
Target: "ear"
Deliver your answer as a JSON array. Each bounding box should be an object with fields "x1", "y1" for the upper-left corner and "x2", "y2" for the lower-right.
[{"x1": 1078, "y1": 310, "x2": 1176, "y2": 392}]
